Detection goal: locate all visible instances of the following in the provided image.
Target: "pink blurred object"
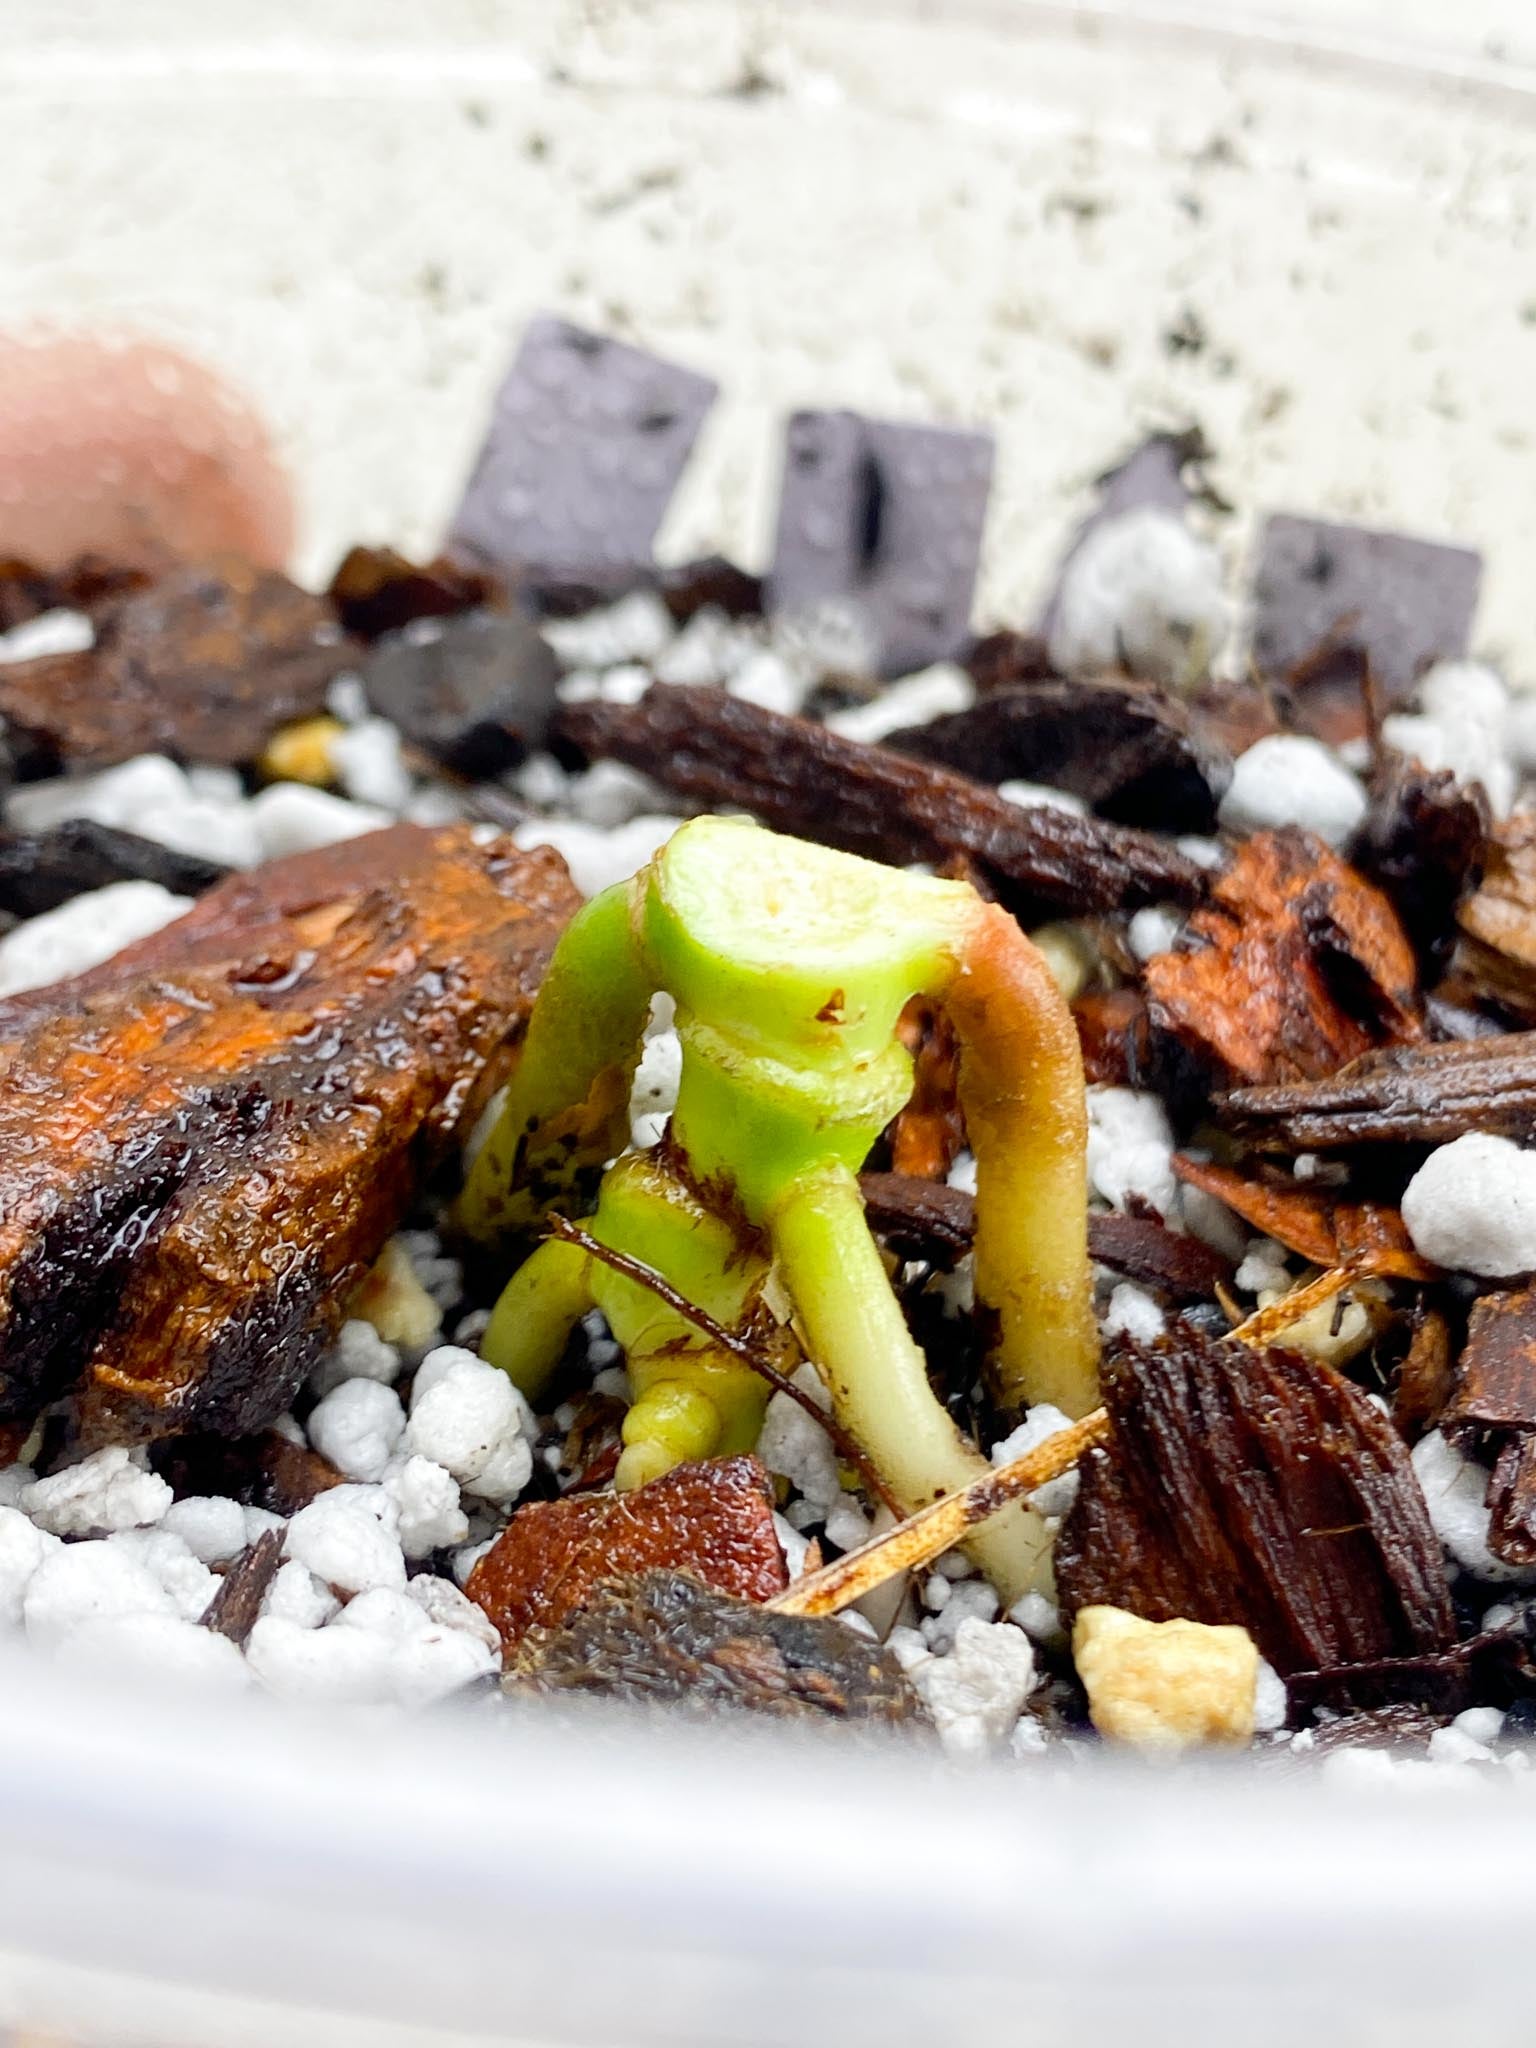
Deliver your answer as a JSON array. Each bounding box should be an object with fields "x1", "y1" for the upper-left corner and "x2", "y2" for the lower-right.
[{"x1": 0, "y1": 329, "x2": 294, "y2": 573}]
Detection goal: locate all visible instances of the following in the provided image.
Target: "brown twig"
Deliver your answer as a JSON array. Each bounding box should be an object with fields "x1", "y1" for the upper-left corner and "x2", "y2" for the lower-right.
[
  {"x1": 544, "y1": 1214, "x2": 903, "y2": 1516},
  {"x1": 767, "y1": 1409, "x2": 1110, "y2": 1618},
  {"x1": 200, "y1": 1526, "x2": 285, "y2": 1646},
  {"x1": 1227, "y1": 1265, "x2": 1355, "y2": 1349}
]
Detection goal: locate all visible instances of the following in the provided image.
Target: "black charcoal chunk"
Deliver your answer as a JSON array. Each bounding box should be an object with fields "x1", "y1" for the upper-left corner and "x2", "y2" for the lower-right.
[
  {"x1": 1250, "y1": 514, "x2": 1481, "y2": 699},
  {"x1": 767, "y1": 410, "x2": 993, "y2": 676},
  {"x1": 659, "y1": 554, "x2": 764, "y2": 624},
  {"x1": 0, "y1": 819, "x2": 228, "y2": 919},
  {"x1": 1039, "y1": 430, "x2": 1210, "y2": 640},
  {"x1": 447, "y1": 316, "x2": 718, "y2": 588},
  {"x1": 362, "y1": 608, "x2": 561, "y2": 779}
]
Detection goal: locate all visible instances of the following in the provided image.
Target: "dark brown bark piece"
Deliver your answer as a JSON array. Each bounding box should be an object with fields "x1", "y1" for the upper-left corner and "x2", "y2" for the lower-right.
[
  {"x1": 1250, "y1": 513, "x2": 1481, "y2": 701},
  {"x1": 153, "y1": 1430, "x2": 345, "y2": 1516},
  {"x1": 0, "y1": 820, "x2": 228, "y2": 919},
  {"x1": 1221, "y1": 1032, "x2": 1536, "y2": 1150},
  {"x1": 1357, "y1": 753, "x2": 1489, "y2": 975},
  {"x1": 507, "y1": 1569, "x2": 926, "y2": 1727},
  {"x1": 1446, "y1": 1282, "x2": 1536, "y2": 1431},
  {"x1": 767, "y1": 409, "x2": 993, "y2": 676},
  {"x1": 1055, "y1": 1326, "x2": 1456, "y2": 1677},
  {"x1": 1488, "y1": 1436, "x2": 1536, "y2": 1567},
  {"x1": 200, "y1": 1527, "x2": 286, "y2": 1647},
  {"x1": 1145, "y1": 827, "x2": 1422, "y2": 1086},
  {"x1": 1171, "y1": 1155, "x2": 1430, "y2": 1279},
  {"x1": 557, "y1": 685, "x2": 1207, "y2": 917},
  {"x1": 1301, "y1": 1704, "x2": 1445, "y2": 1755},
  {"x1": 467, "y1": 1456, "x2": 789, "y2": 1651},
  {"x1": 0, "y1": 559, "x2": 359, "y2": 772},
  {"x1": 362, "y1": 607, "x2": 560, "y2": 779},
  {"x1": 886, "y1": 676, "x2": 1231, "y2": 833},
  {"x1": 0, "y1": 824, "x2": 577, "y2": 1443},
  {"x1": 659, "y1": 555, "x2": 763, "y2": 624},
  {"x1": 448, "y1": 315, "x2": 717, "y2": 588},
  {"x1": 327, "y1": 544, "x2": 506, "y2": 641},
  {"x1": 1392, "y1": 1309, "x2": 1455, "y2": 1442},
  {"x1": 1457, "y1": 815, "x2": 1536, "y2": 1018},
  {"x1": 964, "y1": 629, "x2": 1057, "y2": 694}
]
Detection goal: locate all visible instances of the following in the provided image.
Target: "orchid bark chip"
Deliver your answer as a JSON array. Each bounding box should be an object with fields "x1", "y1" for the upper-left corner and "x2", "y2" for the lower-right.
[{"x1": 460, "y1": 816, "x2": 1099, "y2": 1602}]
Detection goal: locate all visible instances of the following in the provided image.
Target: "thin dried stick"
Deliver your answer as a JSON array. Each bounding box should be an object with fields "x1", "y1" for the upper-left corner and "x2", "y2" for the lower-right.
[
  {"x1": 544, "y1": 1213, "x2": 903, "y2": 1516},
  {"x1": 1227, "y1": 1265, "x2": 1354, "y2": 1350},
  {"x1": 767, "y1": 1409, "x2": 1109, "y2": 1618}
]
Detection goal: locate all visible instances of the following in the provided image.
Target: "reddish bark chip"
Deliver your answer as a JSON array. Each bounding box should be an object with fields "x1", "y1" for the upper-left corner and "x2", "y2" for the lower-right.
[
  {"x1": 468, "y1": 1454, "x2": 789, "y2": 1651},
  {"x1": 767, "y1": 409, "x2": 993, "y2": 676},
  {"x1": 448, "y1": 316, "x2": 717, "y2": 589},
  {"x1": 1250, "y1": 513, "x2": 1481, "y2": 701}
]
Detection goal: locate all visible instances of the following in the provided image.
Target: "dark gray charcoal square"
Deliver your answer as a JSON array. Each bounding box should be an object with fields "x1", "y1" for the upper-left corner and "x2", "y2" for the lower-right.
[
  {"x1": 447, "y1": 316, "x2": 718, "y2": 587},
  {"x1": 1251, "y1": 514, "x2": 1482, "y2": 698},
  {"x1": 1039, "y1": 431, "x2": 1201, "y2": 639},
  {"x1": 767, "y1": 410, "x2": 994, "y2": 676}
]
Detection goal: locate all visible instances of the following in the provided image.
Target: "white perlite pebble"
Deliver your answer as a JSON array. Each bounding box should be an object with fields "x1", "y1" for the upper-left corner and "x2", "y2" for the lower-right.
[
  {"x1": 542, "y1": 590, "x2": 673, "y2": 669},
  {"x1": 307, "y1": 1379, "x2": 407, "y2": 1483},
  {"x1": 108, "y1": 1529, "x2": 218, "y2": 1623},
  {"x1": 21, "y1": 1447, "x2": 172, "y2": 1537},
  {"x1": 921, "y1": 1578, "x2": 1001, "y2": 1653},
  {"x1": 569, "y1": 760, "x2": 662, "y2": 830},
  {"x1": 1253, "y1": 1660, "x2": 1289, "y2": 1734},
  {"x1": 0, "y1": 1508, "x2": 59, "y2": 1626},
  {"x1": 405, "y1": 1350, "x2": 533, "y2": 1505},
  {"x1": 0, "y1": 608, "x2": 93, "y2": 663},
  {"x1": 0, "y1": 1466, "x2": 34, "y2": 1510},
  {"x1": 1217, "y1": 734, "x2": 1367, "y2": 848},
  {"x1": 1384, "y1": 661, "x2": 1516, "y2": 817},
  {"x1": 514, "y1": 814, "x2": 682, "y2": 900},
  {"x1": 1402, "y1": 1133, "x2": 1536, "y2": 1277},
  {"x1": 332, "y1": 718, "x2": 414, "y2": 811},
  {"x1": 908, "y1": 1617, "x2": 1037, "y2": 1757},
  {"x1": 1007, "y1": 1591, "x2": 1064, "y2": 1646},
  {"x1": 0, "y1": 882, "x2": 191, "y2": 997},
  {"x1": 629, "y1": 1028, "x2": 683, "y2": 1149},
  {"x1": 991, "y1": 1405, "x2": 1081, "y2": 1518},
  {"x1": 1048, "y1": 507, "x2": 1229, "y2": 692},
  {"x1": 1086, "y1": 1086, "x2": 1178, "y2": 1217},
  {"x1": 452, "y1": 1538, "x2": 497, "y2": 1589},
  {"x1": 382, "y1": 1455, "x2": 469, "y2": 1560},
  {"x1": 726, "y1": 649, "x2": 806, "y2": 717},
  {"x1": 1127, "y1": 905, "x2": 1184, "y2": 963},
  {"x1": 261, "y1": 1559, "x2": 342, "y2": 1632},
  {"x1": 248, "y1": 783, "x2": 391, "y2": 860},
  {"x1": 1101, "y1": 1281, "x2": 1166, "y2": 1344},
  {"x1": 1412, "y1": 1431, "x2": 1536, "y2": 1585},
  {"x1": 1236, "y1": 1236, "x2": 1292, "y2": 1296},
  {"x1": 334, "y1": 1586, "x2": 499, "y2": 1708},
  {"x1": 57, "y1": 1614, "x2": 250, "y2": 1691},
  {"x1": 996, "y1": 779, "x2": 1089, "y2": 817},
  {"x1": 246, "y1": 1614, "x2": 398, "y2": 1705},
  {"x1": 653, "y1": 608, "x2": 757, "y2": 689},
  {"x1": 160, "y1": 1495, "x2": 248, "y2": 1565},
  {"x1": 757, "y1": 1366, "x2": 841, "y2": 1514},
  {"x1": 284, "y1": 1485, "x2": 406, "y2": 1595},
  {"x1": 310, "y1": 1318, "x2": 402, "y2": 1400},
  {"x1": 24, "y1": 1541, "x2": 175, "y2": 1649},
  {"x1": 405, "y1": 1573, "x2": 501, "y2": 1655},
  {"x1": 7, "y1": 755, "x2": 261, "y2": 867},
  {"x1": 824, "y1": 663, "x2": 975, "y2": 744}
]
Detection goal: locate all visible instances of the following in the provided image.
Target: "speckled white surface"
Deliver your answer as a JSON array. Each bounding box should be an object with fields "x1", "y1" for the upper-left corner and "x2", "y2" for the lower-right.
[{"x1": 4, "y1": 0, "x2": 1536, "y2": 670}]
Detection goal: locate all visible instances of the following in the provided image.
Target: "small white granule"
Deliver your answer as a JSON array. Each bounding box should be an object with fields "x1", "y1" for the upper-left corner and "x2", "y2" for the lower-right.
[
  {"x1": 270, "y1": 1412, "x2": 306, "y2": 1448},
  {"x1": 1086, "y1": 1086, "x2": 1178, "y2": 1217},
  {"x1": 543, "y1": 590, "x2": 673, "y2": 669},
  {"x1": 284, "y1": 1485, "x2": 406, "y2": 1595},
  {"x1": 921, "y1": 1578, "x2": 1001, "y2": 1653},
  {"x1": 513, "y1": 751, "x2": 570, "y2": 809},
  {"x1": 1007, "y1": 1591, "x2": 1064, "y2": 1646},
  {"x1": 160, "y1": 1495, "x2": 248, "y2": 1565},
  {"x1": 333, "y1": 1586, "x2": 498, "y2": 1708},
  {"x1": 0, "y1": 1466, "x2": 34, "y2": 1509},
  {"x1": 1236, "y1": 1236, "x2": 1292, "y2": 1295},
  {"x1": 248, "y1": 783, "x2": 391, "y2": 860},
  {"x1": 947, "y1": 1152, "x2": 978, "y2": 1195},
  {"x1": 1217, "y1": 734, "x2": 1367, "y2": 848},
  {"x1": 991, "y1": 1403, "x2": 1082, "y2": 1517},
  {"x1": 406, "y1": 1349, "x2": 533, "y2": 1505},
  {"x1": 245, "y1": 1613, "x2": 398, "y2": 1705},
  {"x1": 922, "y1": 1573, "x2": 952, "y2": 1614},
  {"x1": 108, "y1": 1528, "x2": 217, "y2": 1622},
  {"x1": 307, "y1": 1379, "x2": 407, "y2": 1483},
  {"x1": 0, "y1": 1507, "x2": 59, "y2": 1625},
  {"x1": 628, "y1": 1027, "x2": 682, "y2": 1149},
  {"x1": 653, "y1": 608, "x2": 758, "y2": 689},
  {"x1": 908, "y1": 1617, "x2": 1037, "y2": 1757},
  {"x1": 326, "y1": 673, "x2": 368, "y2": 724},
  {"x1": 382, "y1": 1454, "x2": 469, "y2": 1559},
  {"x1": 885, "y1": 1625, "x2": 932, "y2": 1674},
  {"x1": 1048, "y1": 507, "x2": 1229, "y2": 691},
  {"x1": 997, "y1": 780, "x2": 1089, "y2": 817},
  {"x1": 773, "y1": 1515, "x2": 812, "y2": 1581},
  {"x1": 1127, "y1": 905, "x2": 1184, "y2": 962},
  {"x1": 726, "y1": 649, "x2": 807, "y2": 717},
  {"x1": 568, "y1": 760, "x2": 662, "y2": 830},
  {"x1": 453, "y1": 1538, "x2": 497, "y2": 1588},
  {"x1": 1412, "y1": 1431, "x2": 1536, "y2": 1584},
  {"x1": 0, "y1": 608, "x2": 93, "y2": 663},
  {"x1": 824, "y1": 663, "x2": 975, "y2": 744},
  {"x1": 331, "y1": 717, "x2": 413, "y2": 811},
  {"x1": 555, "y1": 661, "x2": 652, "y2": 708},
  {"x1": 24, "y1": 1541, "x2": 175, "y2": 1649},
  {"x1": 1175, "y1": 834, "x2": 1225, "y2": 870},
  {"x1": 1384, "y1": 661, "x2": 1515, "y2": 817},
  {"x1": 57, "y1": 1613, "x2": 250, "y2": 1690},
  {"x1": 1429, "y1": 1709, "x2": 1503, "y2": 1767},
  {"x1": 1101, "y1": 1281, "x2": 1166, "y2": 1344},
  {"x1": 1402, "y1": 1133, "x2": 1536, "y2": 1277},
  {"x1": 1253, "y1": 1660, "x2": 1289, "y2": 1733},
  {"x1": 0, "y1": 882, "x2": 191, "y2": 997},
  {"x1": 514, "y1": 814, "x2": 682, "y2": 899},
  {"x1": 244, "y1": 1506, "x2": 285, "y2": 1545},
  {"x1": 824, "y1": 1499, "x2": 872, "y2": 1554},
  {"x1": 1010, "y1": 1715, "x2": 1050, "y2": 1759},
  {"x1": 261, "y1": 1558, "x2": 341, "y2": 1631},
  {"x1": 310, "y1": 1318, "x2": 403, "y2": 1400},
  {"x1": 21, "y1": 1447, "x2": 172, "y2": 1537},
  {"x1": 756, "y1": 1365, "x2": 841, "y2": 1513},
  {"x1": 4, "y1": 755, "x2": 262, "y2": 869}
]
